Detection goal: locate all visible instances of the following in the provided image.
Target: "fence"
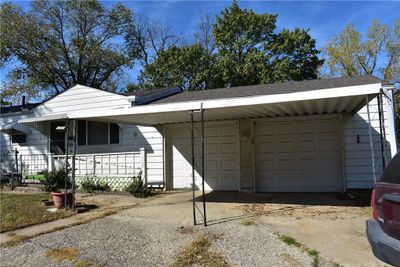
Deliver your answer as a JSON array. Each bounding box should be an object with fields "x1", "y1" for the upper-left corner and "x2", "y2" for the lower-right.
[
  {"x1": 51, "y1": 151, "x2": 144, "y2": 177},
  {"x1": 20, "y1": 154, "x2": 48, "y2": 176}
]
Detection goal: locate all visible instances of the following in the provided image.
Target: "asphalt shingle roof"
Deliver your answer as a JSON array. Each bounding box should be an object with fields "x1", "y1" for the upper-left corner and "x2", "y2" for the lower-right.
[{"x1": 152, "y1": 76, "x2": 383, "y2": 104}]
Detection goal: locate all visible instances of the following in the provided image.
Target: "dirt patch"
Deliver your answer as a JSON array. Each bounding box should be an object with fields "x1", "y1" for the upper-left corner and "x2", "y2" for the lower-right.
[
  {"x1": 177, "y1": 226, "x2": 198, "y2": 234},
  {"x1": 45, "y1": 247, "x2": 80, "y2": 262},
  {"x1": 240, "y1": 203, "x2": 370, "y2": 220}
]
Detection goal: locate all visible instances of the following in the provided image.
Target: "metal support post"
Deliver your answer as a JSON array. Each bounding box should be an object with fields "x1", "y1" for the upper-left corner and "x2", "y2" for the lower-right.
[
  {"x1": 71, "y1": 119, "x2": 77, "y2": 210},
  {"x1": 377, "y1": 94, "x2": 385, "y2": 169},
  {"x1": 64, "y1": 119, "x2": 69, "y2": 209},
  {"x1": 366, "y1": 96, "x2": 377, "y2": 184},
  {"x1": 201, "y1": 106, "x2": 207, "y2": 226},
  {"x1": 190, "y1": 111, "x2": 196, "y2": 225}
]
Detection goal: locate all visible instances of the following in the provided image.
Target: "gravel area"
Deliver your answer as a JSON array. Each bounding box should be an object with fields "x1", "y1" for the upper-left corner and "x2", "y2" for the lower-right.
[
  {"x1": 0, "y1": 192, "x2": 314, "y2": 267},
  {"x1": 208, "y1": 222, "x2": 312, "y2": 267}
]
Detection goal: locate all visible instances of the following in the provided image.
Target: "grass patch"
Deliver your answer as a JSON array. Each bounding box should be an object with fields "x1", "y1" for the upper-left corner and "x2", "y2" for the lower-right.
[
  {"x1": 172, "y1": 235, "x2": 229, "y2": 267},
  {"x1": 279, "y1": 235, "x2": 301, "y2": 247},
  {"x1": 25, "y1": 174, "x2": 45, "y2": 181},
  {"x1": 45, "y1": 247, "x2": 79, "y2": 262},
  {"x1": 0, "y1": 234, "x2": 31, "y2": 247},
  {"x1": 0, "y1": 193, "x2": 75, "y2": 233},
  {"x1": 1, "y1": 209, "x2": 119, "y2": 248},
  {"x1": 240, "y1": 218, "x2": 257, "y2": 226},
  {"x1": 308, "y1": 249, "x2": 320, "y2": 267},
  {"x1": 73, "y1": 259, "x2": 98, "y2": 267}
]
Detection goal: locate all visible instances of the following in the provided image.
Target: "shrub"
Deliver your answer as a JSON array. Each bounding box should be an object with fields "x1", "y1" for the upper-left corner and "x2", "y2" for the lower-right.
[
  {"x1": 80, "y1": 176, "x2": 111, "y2": 193},
  {"x1": 43, "y1": 168, "x2": 71, "y2": 192},
  {"x1": 125, "y1": 174, "x2": 151, "y2": 198}
]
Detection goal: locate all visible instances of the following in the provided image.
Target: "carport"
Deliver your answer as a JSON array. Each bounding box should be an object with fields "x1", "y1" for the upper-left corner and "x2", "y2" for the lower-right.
[{"x1": 64, "y1": 76, "x2": 396, "y2": 225}]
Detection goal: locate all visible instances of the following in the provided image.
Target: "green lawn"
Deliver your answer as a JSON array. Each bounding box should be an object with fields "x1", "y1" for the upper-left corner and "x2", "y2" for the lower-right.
[
  {"x1": 25, "y1": 174, "x2": 45, "y2": 181},
  {"x1": 0, "y1": 193, "x2": 74, "y2": 233}
]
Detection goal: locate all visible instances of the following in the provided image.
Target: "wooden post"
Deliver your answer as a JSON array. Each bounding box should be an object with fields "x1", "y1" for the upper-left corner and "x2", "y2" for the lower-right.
[
  {"x1": 48, "y1": 153, "x2": 54, "y2": 172},
  {"x1": 92, "y1": 155, "x2": 96, "y2": 175},
  {"x1": 140, "y1": 148, "x2": 147, "y2": 186}
]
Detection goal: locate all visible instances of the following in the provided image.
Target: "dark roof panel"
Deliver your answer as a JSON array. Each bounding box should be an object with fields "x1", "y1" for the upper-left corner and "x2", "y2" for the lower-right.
[
  {"x1": 125, "y1": 87, "x2": 181, "y2": 97},
  {"x1": 1, "y1": 103, "x2": 42, "y2": 114},
  {"x1": 152, "y1": 76, "x2": 382, "y2": 104}
]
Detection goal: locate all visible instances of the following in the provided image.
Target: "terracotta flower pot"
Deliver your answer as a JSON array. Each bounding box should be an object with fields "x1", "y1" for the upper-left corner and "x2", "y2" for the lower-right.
[{"x1": 51, "y1": 192, "x2": 73, "y2": 209}]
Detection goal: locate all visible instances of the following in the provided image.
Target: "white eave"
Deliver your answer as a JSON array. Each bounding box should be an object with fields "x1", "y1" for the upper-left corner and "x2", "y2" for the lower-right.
[
  {"x1": 0, "y1": 121, "x2": 31, "y2": 134},
  {"x1": 66, "y1": 83, "x2": 382, "y2": 125},
  {"x1": 18, "y1": 113, "x2": 68, "y2": 124}
]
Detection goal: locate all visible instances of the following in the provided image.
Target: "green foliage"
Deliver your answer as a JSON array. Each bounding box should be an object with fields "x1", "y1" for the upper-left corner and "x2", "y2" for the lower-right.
[
  {"x1": 80, "y1": 177, "x2": 111, "y2": 193},
  {"x1": 134, "y1": 0, "x2": 323, "y2": 91},
  {"x1": 324, "y1": 19, "x2": 400, "y2": 143},
  {"x1": 0, "y1": 0, "x2": 135, "y2": 102},
  {"x1": 324, "y1": 19, "x2": 400, "y2": 83},
  {"x1": 125, "y1": 175, "x2": 151, "y2": 198},
  {"x1": 308, "y1": 249, "x2": 320, "y2": 267},
  {"x1": 43, "y1": 168, "x2": 71, "y2": 192},
  {"x1": 136, "y1": 44, "x2": 223, "y2": 91},
  {"x1": 279, "y1": 235, "x2": 301, "y2": 247}
]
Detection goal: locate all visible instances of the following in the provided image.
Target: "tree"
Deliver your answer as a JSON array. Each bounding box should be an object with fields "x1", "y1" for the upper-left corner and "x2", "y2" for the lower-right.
[
  {"x1": 125, "y1": 14, "x2": 183, "y2": 66},
  {"x1": 195, "y1": 14, "x2": 216, "y2": 55},
  {"x1": 324, "y1": 19, "x2": 400, "y2": 83},
  {"x1": 213, "y1": 0, "x2": 323, "y2": 87},
  {"x1": 133, "y1": 44, "x2": 223, "y2": 91},
  {"x1": 135, "y1": 1, "x2": 323, "y2": 91},
  {"x1": 0, "y1": 0, "x2": 134, "y2": 102},
  {"x1": 325, "y1": 20, "x2": 400, "y2": 146}
]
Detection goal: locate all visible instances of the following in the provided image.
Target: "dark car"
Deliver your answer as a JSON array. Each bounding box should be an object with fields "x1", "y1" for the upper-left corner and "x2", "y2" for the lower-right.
[{"x1": 367, "y1": 152, "x2": 400, "y2": 266}]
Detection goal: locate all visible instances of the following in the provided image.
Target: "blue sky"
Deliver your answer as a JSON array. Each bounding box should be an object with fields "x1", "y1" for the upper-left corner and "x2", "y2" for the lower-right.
[{"x1": 1, "y1": 0, "x2": 399, "y2": 90}]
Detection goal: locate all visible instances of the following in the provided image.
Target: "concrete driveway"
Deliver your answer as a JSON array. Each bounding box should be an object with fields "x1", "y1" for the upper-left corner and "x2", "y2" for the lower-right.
[
  {"x1": 0, "y1": 191, "x2": 382, "y2": 267},
  {"x1": 202, "y1": 191, "x2": 384, "y2": 267},
  {"x1": 1, "y1": 191, "x2": 313, "y2": 267}
]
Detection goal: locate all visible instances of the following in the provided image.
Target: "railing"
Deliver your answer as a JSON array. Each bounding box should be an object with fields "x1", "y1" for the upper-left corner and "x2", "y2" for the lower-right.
[
  {"x1": 20, "y1": 154, "x2": 48, "y2": 176},
  {"x1": 0, "y1": 153, "x2": 47, "y2": 176},
  {"x1": 51, "y1": 150, "x2": 144, "y2": 178}
]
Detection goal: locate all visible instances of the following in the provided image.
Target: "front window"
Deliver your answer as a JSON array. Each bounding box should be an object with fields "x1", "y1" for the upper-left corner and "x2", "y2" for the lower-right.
[
  {"x1": 78, "y1": 120, "x2": 119, "y2": 146},
  {"x1": 11, "y1": 129, "x2": 26, "y2": 144}
]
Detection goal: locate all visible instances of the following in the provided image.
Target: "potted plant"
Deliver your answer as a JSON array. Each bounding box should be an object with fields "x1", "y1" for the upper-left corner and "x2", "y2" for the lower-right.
[{"x1": 43, "y1": 168, "x2": 73, "y2": 209}]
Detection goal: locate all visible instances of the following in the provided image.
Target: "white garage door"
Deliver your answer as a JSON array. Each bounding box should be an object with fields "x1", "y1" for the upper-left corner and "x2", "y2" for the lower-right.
[
  {"x1": 165, "y1": 121, "x2": 240, "y2": 191},
  {"x1": 254, "y1": 117, "x2": 342, "y2": 192}
]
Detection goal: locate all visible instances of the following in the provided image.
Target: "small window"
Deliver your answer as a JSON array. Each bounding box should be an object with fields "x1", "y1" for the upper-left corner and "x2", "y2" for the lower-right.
[
  {"x1": 78, "y1": 120, "x2": 86, "y2": 145},
  {"x1": 11, "y1": 130, "x2": 26, "y2": 144},
  {"x1": 110, "y1": 123, "x2": 119, "y2": 144}
]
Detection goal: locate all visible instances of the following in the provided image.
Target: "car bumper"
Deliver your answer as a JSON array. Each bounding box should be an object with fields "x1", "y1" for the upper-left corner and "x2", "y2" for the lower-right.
[{"x1": 366, "y1": 219, "x2": 400, "y2": 266}]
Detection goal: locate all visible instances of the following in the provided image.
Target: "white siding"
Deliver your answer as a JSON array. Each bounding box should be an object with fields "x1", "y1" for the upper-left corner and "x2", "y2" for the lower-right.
[
  {"x1": 343, "y1": 96, "x2": 395, "y2": 189},
  {"x1": 73, "y1": 124, "x2": 164, "y2": 184},
  {"x1": 33, "y1": 85, "x2": 129, "y2": 115},
  {"x1": 1, "y1": 85, "x2": 164, "y2": 184},
  {"x1": 0, "y1": 113, "x2": 49, "y2": 172}
]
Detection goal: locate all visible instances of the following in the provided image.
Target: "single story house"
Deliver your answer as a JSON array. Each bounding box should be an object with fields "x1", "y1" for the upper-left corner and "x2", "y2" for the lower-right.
[{"x1": 1, "y1": 75, "x2": 397, "y2": 192}]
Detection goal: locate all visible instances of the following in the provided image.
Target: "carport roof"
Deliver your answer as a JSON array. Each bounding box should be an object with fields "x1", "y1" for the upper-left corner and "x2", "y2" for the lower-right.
[
  {"x1": 152, "y1": 75, "x2": 383, "y2": 104},
  {"x1": 65, "y1": 76, "x2": 384, "y2": 126}
]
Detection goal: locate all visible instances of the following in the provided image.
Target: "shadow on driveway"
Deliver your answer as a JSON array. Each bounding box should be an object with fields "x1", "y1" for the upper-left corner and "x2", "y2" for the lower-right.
[{"x1": 194, "y1": 190, "x2": 371, "y2": 207}]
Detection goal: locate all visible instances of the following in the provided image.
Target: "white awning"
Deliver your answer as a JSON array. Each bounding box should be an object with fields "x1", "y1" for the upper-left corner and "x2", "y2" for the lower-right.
[
  {"x1": 0, "y1": 121, "x2": 31, "y2": 134},
  {"x1": 67, "y1": 83, "x2": 382, "y2": 125},
  {"x1": 18, "y1": 113, "x2": 68, "y2": 124}
]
